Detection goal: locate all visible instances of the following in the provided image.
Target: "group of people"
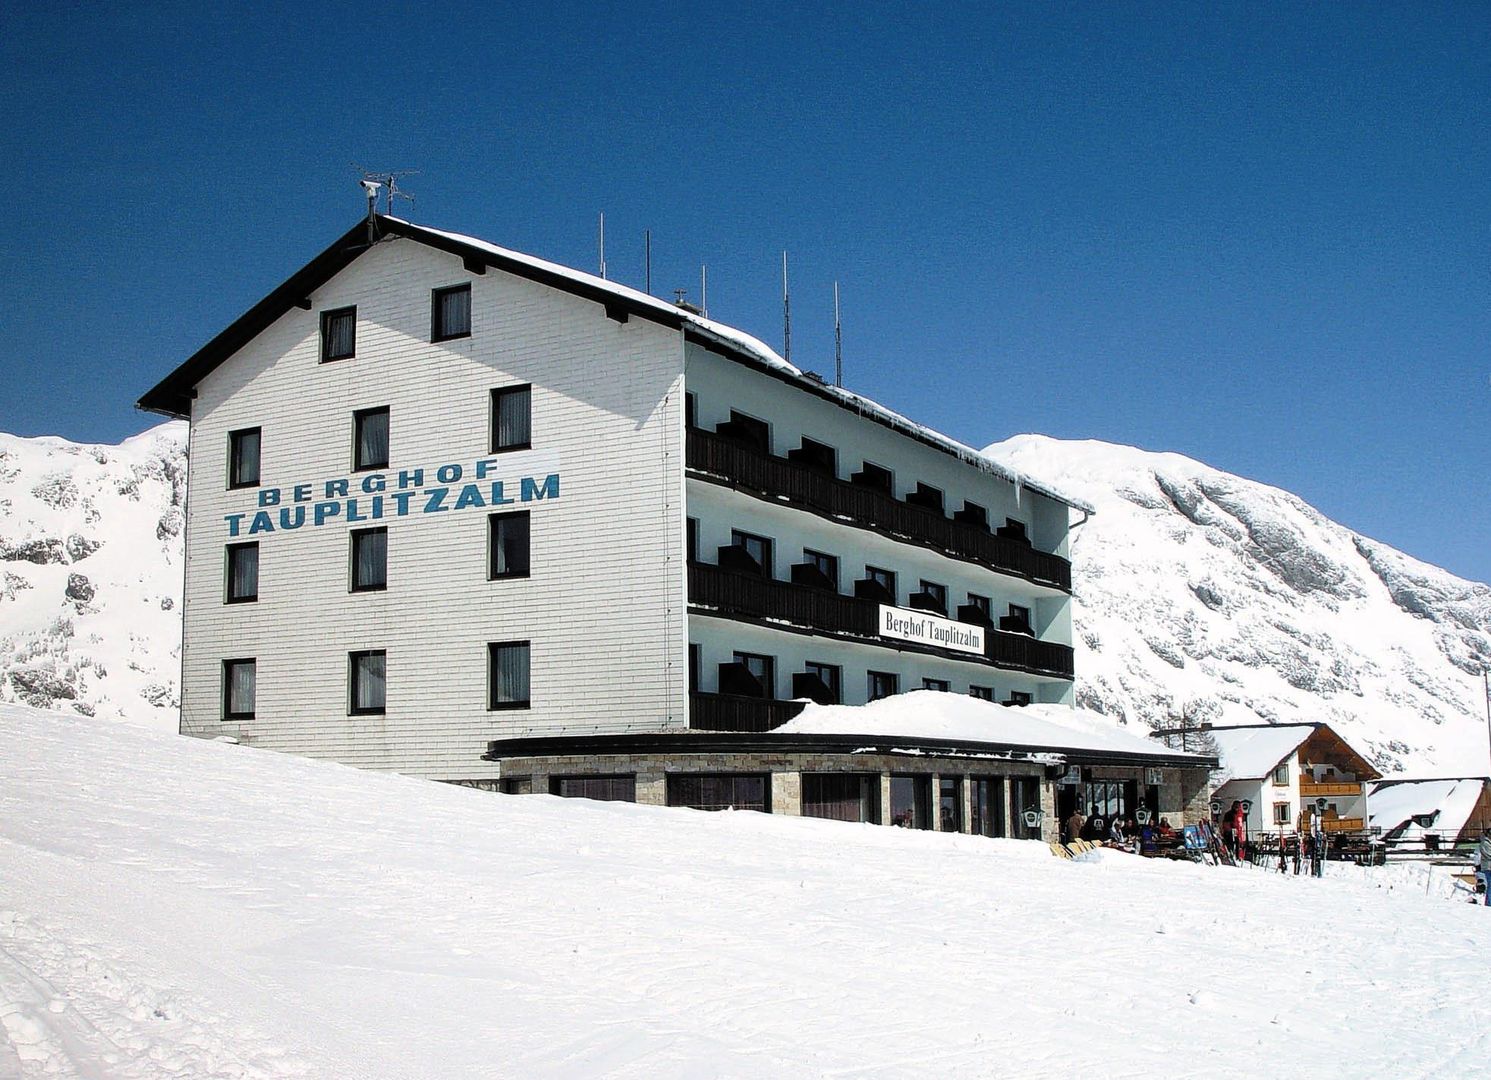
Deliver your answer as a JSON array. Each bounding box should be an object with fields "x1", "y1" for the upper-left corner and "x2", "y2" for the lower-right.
[
  {"x1": 1062, "y1": 806, "x2": 1177, "y2": 855},
  {"x1": 1219, "y1": 800, "x2": 1249, "y2": 862}
]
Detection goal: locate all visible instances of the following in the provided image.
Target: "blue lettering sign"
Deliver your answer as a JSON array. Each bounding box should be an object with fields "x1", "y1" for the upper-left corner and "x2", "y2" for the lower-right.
[{"x1": 521, "y1": 474, "x2": 559, "y2": 501}]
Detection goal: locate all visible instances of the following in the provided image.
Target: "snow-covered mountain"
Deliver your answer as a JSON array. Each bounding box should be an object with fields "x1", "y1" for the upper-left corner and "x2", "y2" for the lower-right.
[
  {"x1": 0, "y1": 423, "x2": 186, "y2": 727},
  {"x1": 3, "y1": 422, "x2": 1488, "y2": 776},
  {"x1": 985, "y1": 435, "x2": 1491, "y2": 776}
]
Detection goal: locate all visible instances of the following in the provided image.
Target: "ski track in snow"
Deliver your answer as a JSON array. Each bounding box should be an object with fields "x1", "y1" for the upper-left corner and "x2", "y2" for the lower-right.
[{"x1": 0, "y1": 702, "x2": 1487, "y2": 1078}]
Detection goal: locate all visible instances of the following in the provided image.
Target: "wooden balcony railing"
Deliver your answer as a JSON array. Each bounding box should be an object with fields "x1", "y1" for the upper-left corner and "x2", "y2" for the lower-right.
[
  {"x1": 1300, "y1": 781, "x2": 1364, "y2": 798},
  {"x1": 1319, "y1": 817, "x2": 1365, "y2": 833},
  {"x1": 687, "y1": 428, "x2": 1072, "y2": 591},
  {"x1": 689, "y1": 692, "x2": 807, "y2": 732},
  {"x1": 688, "y1": 562, "x2": 1076, "y2": 680}
]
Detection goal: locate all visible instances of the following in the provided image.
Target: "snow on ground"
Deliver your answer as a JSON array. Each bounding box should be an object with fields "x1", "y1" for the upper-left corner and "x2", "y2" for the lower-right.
[{"x1": 1, "y1": 703, "x2": 1485, "y2": 1079}]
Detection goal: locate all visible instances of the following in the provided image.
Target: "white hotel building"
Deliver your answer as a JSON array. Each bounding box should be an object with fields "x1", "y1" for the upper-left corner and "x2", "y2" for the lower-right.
[{"x1": 140, "y1": 214, "x2": 1212, "y2": 834}]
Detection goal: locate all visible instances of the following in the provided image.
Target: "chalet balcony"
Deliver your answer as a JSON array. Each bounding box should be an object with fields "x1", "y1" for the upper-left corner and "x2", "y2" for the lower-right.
[
  {"x1": 1299, "y1": 780, "x2": 1364, "y2": 798},
  {"x1": 1318, "y1": 817, "x2": 1365, "y2": 833},
  {"x1": 688, "y1": 561, "x2": 1076, "y2": 680},
  {"x1": 686, "y1": 427, "x2": 1072, "y2": 592},
  {"x1": 689, "y1": 692, "x2": 806, "y2": 732}
]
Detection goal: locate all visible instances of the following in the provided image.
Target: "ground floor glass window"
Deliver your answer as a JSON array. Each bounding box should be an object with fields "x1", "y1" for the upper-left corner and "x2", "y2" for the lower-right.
[
  {"x1": 970, "y1": 776, "x2": 1006, "y2": 837},
  {"x1": 551, "y1": 775, "x2": 635, "y2": 802},
  {"x1": 802, "y1": 773, "x2": 879, "y2": 823},
  {"x1": 889, "y1": 774, "x2": 931, "y2": 829},
  {"x1": 666, "y1": 773, "x2": 769, "y2": 812}
]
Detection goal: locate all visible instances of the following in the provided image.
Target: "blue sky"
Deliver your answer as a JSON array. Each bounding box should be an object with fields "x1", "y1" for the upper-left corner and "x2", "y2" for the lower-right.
[{"x1": 2, "y1": 3, "x2": 1487, "y2": 581}]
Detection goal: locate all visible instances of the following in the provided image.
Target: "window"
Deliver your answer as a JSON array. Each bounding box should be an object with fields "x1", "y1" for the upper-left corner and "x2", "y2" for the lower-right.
[
  {"x1": 321, "y1": 306, "x2": 356, "y2": 362},
  {"x1": 499, "y1": 776, "x2": 532, "y2": 795},
  {"x1": 866, "y1": 566, "x2": 896, "y2": 603},
  {"x1": 349, "y1": 650, "x2": 386, "y2": 715},
  {"x1": 788, "y1": 436, "x2": 837, "y2": 474},
  {"x1": 852, "y1": 461, "x2": 893, "y2": 494},
  {"x1": 907, "y1": 482, "x2": 944, "y2": 512},
  {"x1": 1006, "y1": 691, "x2": 1033, "y2": 706},
  {"x1": 488, "y1": 641, "x2": 531, "y2": 709},
  {"x1": 1000, "y1": 518, "x2": 1030, "y2": 542},
  {"x1": 1272, "y1": 762, "x2": 1290, "y2": 786},
  {"x1": 431, "y1": 283, "x2": 471, "y2": 341},
  {"x1": 939, "y1": 777, "x2": 962, "y2": 832},
  {"x1": 350, "y1": 528, "x2": 387, "y2": 592},
  {"x1": 719, "y1": 410, "x2": 770, "y2": 453},
  {"x1": 227, "y1": 427, "x2": 261, "y2": 489},
  {"x1": 491, "y1": 385, "x2": 532, "y2": 452},
  {"x1": 488, "y1": 512, "x2": 530, "y2": 579},
  {"x1": 728, "y1": 530, "x2": 773, "y2": 578},
  {"x1": 222, "y1": 659, "x2": 256, "y2": 720},
  {"x1": 803, "y1": 549, "x2": 839, "y2": 589},
  {"x1": 353, "y1": 407, "x2": 390, "y2": 470},
  {"x1": 1002, "y1": 603, "x2": 1032, "y2": 635},
  {"x1": 868, "y1": 670, "x2": 898, "y2": 702},
  {"x1": 802, "y1": 774, "x2": 879, "y2": 824},
  {"x1": 688, "y1": 644, "x2": 700, "y2": 691},
  {"x1": 686, "y1": 517, "x2": 698, "y2": 562},
  {"x1": 889, "y1": 774, "x2": 931, "y2": 829},
  {"x1": 1011, "y1": 777, "x2": 1042, "y2": 839},
  {"x1": 915, "y1": 580, "x2": 947, "y2": 614},
  {"x1": 969, "y1": 685, "x2": 994, "y2": 701},
  {"x1": 667, "y1": 773, "x2": 769, "y2": 813},
  {"x1": 970, "y1": 776, "x2": 1006, "y2": 837},
  {"x1": 922, "y1": 678, "x2": 950, "y2": 692},
  {"x1": 551, "y1": 775, "x2": 636, "y2": 802},
  {"x1": 225, "y1": 542, "x2": 258, "y2": 603},
  {"x1": 733, "y1": 652, "x2": 775, "y2": 699},
  {"x1": 964, "y1": 593, "x2": 992, "y2": 622},
  {"x1": 800, "y1": 661, "x2": 841, "y2": 704},
  {"x1": 1273, "y1": 802, "x2": 1291, "y2": 825},
  {"x1": 685, "y1": 392, "x2": 697, "y2": 428}
]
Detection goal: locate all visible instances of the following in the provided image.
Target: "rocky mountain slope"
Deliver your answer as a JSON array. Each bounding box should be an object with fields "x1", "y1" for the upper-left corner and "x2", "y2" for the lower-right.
[
  {"x1": 0, "y1": 423, "x2": 185, "y2": 727},
  {"x1": 985, "y1": 435, "x2": 1491, "y2": 776},
  {"x1": 3, "y1": 422, "x2": 1487, "y2": 776}
]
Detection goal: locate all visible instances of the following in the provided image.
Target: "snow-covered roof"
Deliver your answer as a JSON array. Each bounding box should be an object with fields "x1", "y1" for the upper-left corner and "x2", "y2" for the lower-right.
[
  {"x1": 1369, "y1": 777, "x2": 1488, "y2": 838},
  {"x1": 1205, "y1": 725, "x2": 1314, "y2": 781},
  {"x1": 401, "y1": 220, "x2": 1094, "y2": 514},
  {"x1": 775, "y1": 694, "x2": 1211, "y2": 763}
]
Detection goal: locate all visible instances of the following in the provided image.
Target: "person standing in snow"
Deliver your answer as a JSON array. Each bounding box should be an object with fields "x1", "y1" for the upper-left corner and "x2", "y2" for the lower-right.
[
  {"x1": 1478, "y1": 829, "x2": 1491, "y2": 906},
  {"x1": 1065, "y1": 806, "x2": 1086, "y2": 844},
  {"x1": 1229, "y1": 801, "x2": 1248, "y2": 863}
]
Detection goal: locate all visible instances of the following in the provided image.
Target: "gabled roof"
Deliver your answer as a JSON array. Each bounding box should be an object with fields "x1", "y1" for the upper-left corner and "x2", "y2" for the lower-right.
[
  {"x1": 1368, "y1": 777, "x2": 1489, "y2": 838},
  {"x1": 136, "y1": 215, "x2": 1093, "y2": 513},
  {"x1": 1151, "y1": 721, "x2": 1381, "y2": 782}
]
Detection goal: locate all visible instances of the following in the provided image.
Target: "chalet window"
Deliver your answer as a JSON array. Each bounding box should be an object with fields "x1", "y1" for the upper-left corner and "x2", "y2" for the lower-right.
[
  {"x1": 488, "y1": 641, "x2": 531, "y2": 709},
  {"x1": 998, "y1": 517, "x2": 1031, "y2": 544},
  {"x1": 865, "y1": 566, "x2": 896, "y2": 603},
  {"x1": 222, "y1": 659, "x2": 255, "y2": 720},
  {"x1": 431, "y1": 283, "x2": 471, "y2": 341},
  {"x1": 685, "y1": 392, "x2": 697, "y2": 429},
  {"x1": 349, "y1": 650, "x2": 386, "y2": 715},
  {"x1": 227, "y1": 427, "x2": 261, "y2": 489},
  {"x1": 717, "y1": 410, "x2": 770, "y2": 453},
  {"x1": 868, "y1": 670, "x2": 898, "y2": 702},
  {"x1": 889, "y1": 774, "x2": 931, "y2": 829},
  {"x1": 796, "y1": 661, "x2": 841, "y2": 705},
  {"x1": 1001, "y1": 604, "x2": 1033, "y2": 636},
  {"x1": 321, "y1": 306, "x2": 356, "y2": 362},
  {"x1": 955, "y1": 501, "x2": 989, "y2": 529},
  {"x1": 551, "y1": 775, "x2": 636, "y2": 802},
  {"x1": 1006, "y1": 691, "x2": 1033, "y2": 706},
  {"x1": 500, "y1": 777, "x2": 532, "y2": 795},
  {"x1": 491, "y1": 385, "x2": 532, "y2": 452},
  {"x1": 802, "y1": 774, "x2": 880, "y2": 823},
  {"x1": 803, "y1": 549, "x2": 838, "y2": 589},
  {"x1": 970, "y1": 776, "x2": 1006, "y2": 837},
  {"x1": 666, "y1": 773, "x2": 770, "y2": 813},
  {"x1": 732, "y1": 652, "x2": 775, "y2": 698},
  {"x1": 225, "y1": 542, "x2": 258, "y2": 603},
  {"x1": 488, "y1": 511, "x2": 530, "y2": 579},
  {"x1": 939, "y1": 777, "x2": 962, "y2": 832},
  {"x1": 969, "y1": 685, "x2": 994, "y2": 701},
  {"x1": 726, "y1": 530, "x2": 772, "y2": 577},
  {"x1": 350, "y1": 527, "x2": 387, "y2": 592},
  {"x1": 788, "y1": 436, "x2": 837, "y2": 474},
  {"x1": 851, "y1": 460, "x2": 893, "y2": 494},
  {"x1": 960, "y1": 593, "x2": 992, "y2": 625},
  {"x1": 922, "y1": 678, "x2": 950, "y2": 692},
  {"x1": 1273, "y1": 802, "x2": 1292, "y2": 825},
  {"x1": 353, "y1": 407, "x2": 390, "y2": 471},
  {"x1": 687, "y1": 517, "x2": 698, "y2": 562},
  {"x1": 688, "y1": 644, "x2": 700, "y2": 691},
  {"x1": 1272, "y1": 763, "x2": 1290, "y2": 786},
  {"x1": 906, "y1": 482, "x2": 944, "y2": 512},
  {"x1": 913, "y1": 580, "x2": 947, "y2": 615}
]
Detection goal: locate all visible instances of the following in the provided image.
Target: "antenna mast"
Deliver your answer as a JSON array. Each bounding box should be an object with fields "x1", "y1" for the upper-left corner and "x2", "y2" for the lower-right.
[
  {"x1": 598, "y1": 212, "x2": 607, "y2": 279},
  {"x1": 700, "y1": 265, "x2": 708, "y2": 319},
  {"x1": 644, "y1": 229, "x2": 651, "y2": 295},
  {"x1": 782, "y1": 251, "x2": 791, "y2": 364},
  {"x1": 834, "y1": 281, "x2": 843, "y2": 388}
]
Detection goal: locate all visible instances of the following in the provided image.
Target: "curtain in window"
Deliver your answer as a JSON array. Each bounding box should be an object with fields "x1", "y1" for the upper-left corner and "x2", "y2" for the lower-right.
[
  {"x1": 355, "y1": 530, "x2": 386, "y2": 588},
  {"x1": 353, "y1": 652, "x2": 385, "y2": 711},
  {"x1": 491, "y1": 514, "x2": 529, "y2": 577},
  {"x1": 230, "y1": 545, "x2": 258, "y2": 599},
  {"x1": 492, "y1": 643, "x2": 530, "y2": 705},
  {"x1": 440, "y1": 287, "x2": 471, "y2": 337},
  {"x1": 357, "y1": 411, "x2": 389, "y2": 468},
  {"x1": 326, "y1": 311, "x2": 355, "y2": 358},
  {"x1": 496, "y1": 388, "x2": 531, "y2": 448},
  {"x1": 233, "y1": 430, "x2": 260, "y2": 486},
  {"x1": 227, "y1": 661, "x2": 255, "y2": 716}
]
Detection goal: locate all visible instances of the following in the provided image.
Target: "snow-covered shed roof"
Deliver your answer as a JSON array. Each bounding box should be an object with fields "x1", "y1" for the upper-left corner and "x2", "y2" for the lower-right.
[
  {"x1": 776, "y1": 695, "x2": 1212, "y2": 764},
  {"x1": 137, "y1": 215, "x2": 1091, "y2": 513},
  {"x1": 1203, "y1": 725, "x2": 1314, "y2": 781},
  {"x1": 1368, "y1": 777, "x2": 1489, "y2": 838}
]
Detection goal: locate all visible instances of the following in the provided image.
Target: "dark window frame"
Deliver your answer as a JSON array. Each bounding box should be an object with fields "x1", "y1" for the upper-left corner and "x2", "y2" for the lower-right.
[
  {"x1": 222, "y1": 658, "x2": 256, "y2": 721},
  {"x1": 431, "y1": 283, "x2": 472, "y2": 342},
  {"x1": 353, "y1": 406, "x2": 390, "y2": 471},
  {"x1": 227, "y1": 427, "x2": 261, "y2": 489},
  {"x1": 922, "y1": 678, "x2": 950, "y2": 692},
  {"x1": 320, "y1": 306, "x2": 357, "y2": 363},
  {"x1": 868, "y1": 670, "x2": 899, "y2": 702},
  {"x1": 666, "y1": 772, "x2": 771, "y2": 813},
  {"x1": 490, "y1": 384, "x2": 533, "y2": 453},
  {"x1": 550, "y1": 775, "x2": 636, "y2": 801},
  {"x1": 969, "y1": 685, "x2": 995, "y2": 701},
  {"x1": 730, "y1": 529, "x2": 774, "y2": 579},
  {"x1": 225, "y1": 541, "x2": 259, "y2": 604},
  {"x1": 866, "y1": 565, "x2": 897, "y2": 603},
  {"x1": 803, "y1": 548, "x2": 839, "y2": 590},
  {"x1": 488, "y1": 511, "x2": 531, "y2": 580},
  {"x1": 803, "y1": 661, "x2": 842, "y2": 704},
  {"x1": 488, "y1": 640, "x2": 532, "y2": 710},
  {"x1": 733, "y1": 651, "x2": 776, "y2": 699},
  {"x1": 348, "y1": 649, "x2": 387, "y2": 716},
  {"x1": 350, "y1": 527, "x2": 388, "y2": 593}
]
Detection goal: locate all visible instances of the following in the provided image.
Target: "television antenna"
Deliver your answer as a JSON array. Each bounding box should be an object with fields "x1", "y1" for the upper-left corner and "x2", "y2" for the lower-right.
[{"x1": 352, "y1": 165, "x2": 419, "y2": 215}]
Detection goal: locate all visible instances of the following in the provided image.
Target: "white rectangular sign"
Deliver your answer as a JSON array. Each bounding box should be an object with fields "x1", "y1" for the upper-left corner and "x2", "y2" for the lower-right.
[{"x1": 877, "y1": 605, "x2": 985, "y2": 655}]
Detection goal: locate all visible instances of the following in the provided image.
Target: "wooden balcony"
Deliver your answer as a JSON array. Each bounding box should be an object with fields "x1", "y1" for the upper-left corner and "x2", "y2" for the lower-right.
[
  {"x1": 688, "y1": 562, "x2": 1076, "y2": 680},
  {"x1": 687, "y1": 428, "x2": 1072, "y2": 591},
  {"x1": 1300, "y1": 780, "x2": 1364, "y2": 798},
  {"x1": 689, "y1": 692, "x2": 806, "y2": 732},
  {"x1": 1319, "y1": 817, "x2": 1365, "y2": 833}
]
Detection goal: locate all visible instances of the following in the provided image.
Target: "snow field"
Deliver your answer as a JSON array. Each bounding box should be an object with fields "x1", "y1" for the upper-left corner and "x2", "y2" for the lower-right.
[{"x1": 1, "y1": 703, "x2": 1486, "y2": 1079}]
